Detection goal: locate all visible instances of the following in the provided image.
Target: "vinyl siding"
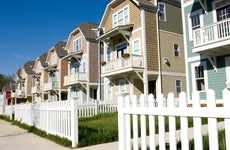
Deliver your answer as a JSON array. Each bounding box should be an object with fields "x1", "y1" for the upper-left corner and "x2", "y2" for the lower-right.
[
  {"x1": 89, "y1": 42, "x2": 99, "y2": 83},
  {"x1": 145, "y1": 10, "x2": 158, "y2": 71}
]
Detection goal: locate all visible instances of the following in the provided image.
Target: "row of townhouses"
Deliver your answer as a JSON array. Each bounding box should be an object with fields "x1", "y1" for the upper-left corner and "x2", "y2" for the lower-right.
[{"x1": 13, "y1": 0, "x2": 229, "y2": 104}]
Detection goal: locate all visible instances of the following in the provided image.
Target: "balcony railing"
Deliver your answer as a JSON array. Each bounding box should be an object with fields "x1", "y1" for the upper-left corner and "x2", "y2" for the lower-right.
[
  {"x1": 44, "y1": 81, "x2": 59, "y2": 91},
  {"x1": 102, "y1": 54, "x2": 144, "y2": 75},
  {"x1": 31, "y1": 86, "x2": 42, "y2": 94},
  {"x1": 193, "y1": 18, "x2": 230, "y2": 48},
  {"x1": 64, "y1": 72, "x2": 87, "y2": 86},
  {"x1": 17, "y1": 89, "x2": 25, "y2": 96}
]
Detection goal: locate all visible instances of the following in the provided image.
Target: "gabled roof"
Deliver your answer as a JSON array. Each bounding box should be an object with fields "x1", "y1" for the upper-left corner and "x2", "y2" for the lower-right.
[
  {"x1": 99, "y1": 0, "x2": 157, "y2": 28},
  {"x1": 39, "y1": 53, "x2": 48, "y2": 68},
  {"x1": 79, "y1": 22, "x2": 98, "y2": 42},
  {"x1": 23, "y1": 61, "x2": 35, "y2": 74},
  {"x1": 66, "y1": 22, "x2": 98, "y2": 50},
  {"x1": 54, "y1": 41, "x2": 67, "y2": 58}
]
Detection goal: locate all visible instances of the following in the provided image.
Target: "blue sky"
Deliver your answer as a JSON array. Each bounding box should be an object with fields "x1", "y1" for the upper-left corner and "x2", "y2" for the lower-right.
[{"x1": 0, "y1": 0, "x2": 111, "y2": 76}]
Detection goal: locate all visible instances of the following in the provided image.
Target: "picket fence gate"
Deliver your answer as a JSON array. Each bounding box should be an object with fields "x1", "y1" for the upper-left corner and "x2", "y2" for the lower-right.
[{"x1": 118, "y1": 89, "x2": 230, "y2": 150}]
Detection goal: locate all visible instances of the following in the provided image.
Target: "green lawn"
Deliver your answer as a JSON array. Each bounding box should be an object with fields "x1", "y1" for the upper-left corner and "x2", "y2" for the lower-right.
[{"x1": 78, "y1": 112, "x2": 225, "y2": 148}]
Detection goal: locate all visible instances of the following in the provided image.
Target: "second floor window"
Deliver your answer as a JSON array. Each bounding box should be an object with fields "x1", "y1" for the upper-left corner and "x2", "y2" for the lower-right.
[
  {"x1": 51, "y1": 54, "x2": 57, "y2": 65},
  {"x1": 174, "y1": 44, "x2": 180, "y2": 57},
  {"x1": 133, "y1": 39, "x2": 140, "y2": 55},
  {"x1": 74, "y1": 37, "x2": 82, "y2": 52},
  {"x1": 107, "y1": 48, "x2": 112, "y2": 61},
  {"x1": 191, "y1": 14, "x2": 200, "y2": 29},
  {"x1": 113, "y1": 5, "x2": 129, "y2": 27},
  {"x1": 159, "y1": 3, "x2": 166, "y2": 21},
  {"x1": 116, "y1": 42, "x2": 128, "y2": 58}
]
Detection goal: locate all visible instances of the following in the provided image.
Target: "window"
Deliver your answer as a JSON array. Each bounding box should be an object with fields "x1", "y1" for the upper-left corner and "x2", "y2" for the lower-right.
[
  {"x1": 176, "y1": 80, "x2": 182, "y2": 93},
  {"x1": 133, "y1": 39, "x2": 140, "y2": 55},
  {"x1": 107, "y1": 48, "x2": 112, "y2": 61},
  {"x1": 119, "y1": 79, "x2": 126, "y2": 93},
  {"x1": 116, "y1": 42, "x2": 128, "y2": 58},
  {"x1": 216, "y1": 5, "x2": 230, "y2": 21},
  {"x1": 191, "y1": 14, "x2": 200, "y2": 29},
  {"x1": 113, "y1": 6, "x2": 129, "y2": 27},
  {"x1": 174, "y1": 44, "x2": 180, "y2": 57},
  {"x1": 51, "y1": 54, "x2": 57, "y2": 65},
  {"x1": 74, "y1": 37, "x2": 82, "y2": 51},
  {"x1": 188, "y1": 9, "x2": 203, "y2": 40},
  {"x1": 195, "y1": 66, "x2": 205, "y2": 91},
  {"x1": 159, "y1": 3, "x2": 166, "y2": 21},
  {"x1": 37, "y1": 63, "x2": 41, "y2": 72},
  {"x1": 82, "y1": 62, "x2": 86, "y2": 73},
  {"x1": 107, "y1": 82, "x2": 112, "y2": 100}
]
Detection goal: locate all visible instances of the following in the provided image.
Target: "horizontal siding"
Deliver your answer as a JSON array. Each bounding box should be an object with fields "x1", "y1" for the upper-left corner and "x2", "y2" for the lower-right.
[{"x1": 145, "y1": 11, "x2": 158, "y2": 71}]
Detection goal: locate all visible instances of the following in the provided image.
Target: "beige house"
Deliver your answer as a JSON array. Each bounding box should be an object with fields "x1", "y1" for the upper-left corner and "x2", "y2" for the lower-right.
[
  {"x1": 31, "y1": 53, "x2": 48, "y2": 102},
  {"x1": 44, "y1": 41, "x2": 68, "y2": 101},
  {"x1": 15, "y1": 61, "x2": 35, "y2": 102},
  {"x1": 97, "y1": 0, "x2": 186, "y2": 101},
  {"x1": 63, "y1": 22, "x2": 99, "y2": 103}
]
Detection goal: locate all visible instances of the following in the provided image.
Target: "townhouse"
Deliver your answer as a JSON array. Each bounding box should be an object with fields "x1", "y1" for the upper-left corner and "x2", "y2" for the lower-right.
[
  {"x1": 32, "y1": 53, "x2": 48, "y2": 102},
  {"x1": 97, "y1": 0, "x2": 186, "y2": 101},
  {"x1": 63, "y1": 22, "x2": 99, "y2": 103},
  {"x1": 182, "y1": 0, "x2": 230, "y2": 104},
  {"x1": 43, "y1": 41, "x2": 68, "y2": 101},
  {"x1": 15, "y1": 61, "x2": 35, "y2": 102}
]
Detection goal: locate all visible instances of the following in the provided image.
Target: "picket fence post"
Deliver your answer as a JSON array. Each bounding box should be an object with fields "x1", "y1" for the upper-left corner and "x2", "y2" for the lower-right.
[
  {"x1": 168, "y1": 92, "x2": 176, "y2": 150},
  {"x1": 158, "y1": 93, "x2": 165, "y2": 150},
  {"x1": 179, "y1": 92, "x2": 189, "y2": 150},
  {"x1": 132, "y1": 95, "x2": 138, "y2": 150},
  {"x1": 71, "y1": 97, "x2": 78, "y2": 148},
  {"x1": 223, "y1": 88, "x2": 230, "y2": 150},
  {"x1": 118, "y1": 93, "x2": 129, "y2": 150},
  {"x1": 207, "y1": 89, "x2": 218, "y2": 150},
  {"x1": 192, "y1": 91, "x2": 203, "y2": 150},
  {"x1": 148, "y1": 94, "x2": 156, "y2": 150}
]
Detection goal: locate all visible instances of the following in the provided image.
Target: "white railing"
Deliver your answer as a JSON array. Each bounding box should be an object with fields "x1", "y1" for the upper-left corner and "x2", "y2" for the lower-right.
[
  {"x1": 193, "y1": 18, "x2": 230, "y2": 47},
  {"x1": 64, "y1": 72, "x2": 87, "y2": 85},
  {"x1": 44, "y1": 81, "x2": 59, "y2": 91},
  {"x1": 32, "y1": 86, "x2": 42, "y2": 93},
  {"x1": 78, "y1": 100, "x2": 117, "y2": 118},
  {"x1": 118, "y1": 89, "x2": 230, "y2": 150},
  {"x1": 102, "y1": 55, "x2": 144, "y2": 74},
  {"x1": 17, "y1": 89, "x2": 25, "y2": 96}
]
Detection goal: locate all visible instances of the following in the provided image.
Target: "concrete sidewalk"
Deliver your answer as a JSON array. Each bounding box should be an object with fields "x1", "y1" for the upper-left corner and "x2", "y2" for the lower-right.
[
  {"x1": 0, "y1": 119, "x2": 118, "y2": 150},
  {"x1": 0, "y1": 119, "x2": 225, "y2": 150}
]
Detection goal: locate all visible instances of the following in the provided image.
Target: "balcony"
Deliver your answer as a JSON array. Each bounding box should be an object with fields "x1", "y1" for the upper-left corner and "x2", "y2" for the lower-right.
[
  {"x1": 193, "y1": 18, "x2": 230, "y2": 56},
  {"x1": 64, "y1": 72, "x2": 87, "y2": 86},
  {"x1": 44, "y1": 81, "x2": 59, "y2": 91},
  {"x1": 31, "y1": 86, "x2": 42, "y2": 94},
  {"x1": 101, "y1": 54, "x2": 144, "y2": 77}
]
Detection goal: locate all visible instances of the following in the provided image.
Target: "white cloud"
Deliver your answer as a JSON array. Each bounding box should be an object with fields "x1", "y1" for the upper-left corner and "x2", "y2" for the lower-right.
[{"x1": 13, "y1": 53, "x2": 31, "y2": 60}]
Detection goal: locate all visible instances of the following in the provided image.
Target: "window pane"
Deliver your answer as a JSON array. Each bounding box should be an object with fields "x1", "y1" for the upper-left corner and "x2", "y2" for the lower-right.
[{"x1": 118, "y1": 10, "x2": 123, "y2": 26}]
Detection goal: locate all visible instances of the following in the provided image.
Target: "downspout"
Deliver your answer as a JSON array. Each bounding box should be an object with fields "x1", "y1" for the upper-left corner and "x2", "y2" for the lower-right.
[
  {"x1": 141, "y1": 9, "x2": 149, "y2": 99},
  {"x1": 156, "y1": 0, "x2": 163, "y2": 95},
  {"x1": 59, "y1": 59, "x2": 61, "y2": 101},
  {"x1": 87, "y1": 41, "x2": 90, "y2": 103}
]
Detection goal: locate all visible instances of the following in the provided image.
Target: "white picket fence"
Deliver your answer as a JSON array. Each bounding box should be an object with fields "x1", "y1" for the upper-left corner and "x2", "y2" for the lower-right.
[
  {"x1": 0, "y1": 98, "x2": 117, "y2": 148},
  {"x1": 118, "y1": 89, "x2": 230, "y2": 150}
]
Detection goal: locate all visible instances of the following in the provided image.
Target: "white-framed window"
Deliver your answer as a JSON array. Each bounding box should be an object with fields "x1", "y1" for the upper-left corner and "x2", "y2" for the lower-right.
[
  {"x1": 173, "y1": 43, "x2": 180, "y2": 57},
  {"x1": 113, "y1": 5, "x2": 129, "y2": 28},
  {"x1": 107, "y1": 82, "x2": 112, "y2": 100},
  {"x1": 159, "y1": 2, "x2": 166, "y2": 21},
  {"x1": 133, "y1": 38, "x2": 141, "y2": 55},
  {"x1": 82, "y1": 62, "x2": 86, "y2": 73},
  {"x1": 188, "y1": 9, "x2": 203, "y2": 40},
  {"x1": 107, "y1": 48, "x2": 112, "y2": 61},
  {"x1": 176, "y1": 80, "x2": 182, "y2": 93},
  {"x1": 192, "y1": 61, "x2": 208, "y2": 92},
  {"x1": 51, "y1": 54, "x2": 57, "y2": 65},
  {"x1": 74, "y1": 37, "x2": 82, "y2": 51},
  {"x1": 37, "y1": 63, "x2": 41, "y2": 72},
  {"x1": 116, "y1": 42, "x2": 128, "y2": 58},
  {"x1": 119, "y1": 79, "x2": 126, "y2": 93}
]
